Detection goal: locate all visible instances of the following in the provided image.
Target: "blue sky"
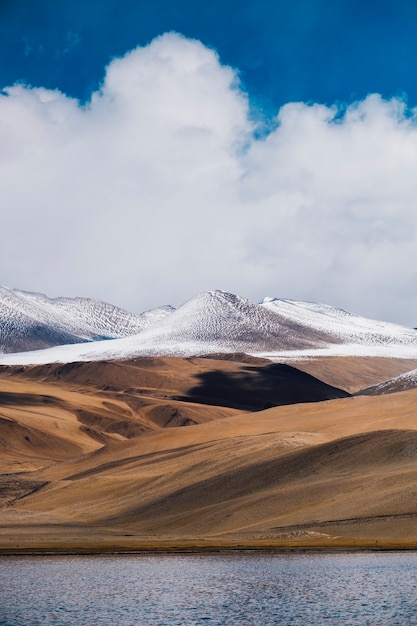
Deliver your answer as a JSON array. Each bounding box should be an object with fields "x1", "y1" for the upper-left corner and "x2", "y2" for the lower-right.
[
  {"x1": 3, "y1": 0, "x2": 417, "y2": 115},
  {"x1": 2, "y1": 1, "x2": 417, "y2": 324}
]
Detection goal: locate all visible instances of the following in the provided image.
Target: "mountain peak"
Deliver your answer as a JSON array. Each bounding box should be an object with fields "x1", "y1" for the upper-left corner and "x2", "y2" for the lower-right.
[{"x1": 1, "y1": 287, "x2": 417, "y2": 365}]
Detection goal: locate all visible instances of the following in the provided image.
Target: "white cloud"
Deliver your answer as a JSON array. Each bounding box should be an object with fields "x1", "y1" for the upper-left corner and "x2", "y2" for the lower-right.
[{"x1": 1, "y1": 33, "x2": 417, "y2": 325}]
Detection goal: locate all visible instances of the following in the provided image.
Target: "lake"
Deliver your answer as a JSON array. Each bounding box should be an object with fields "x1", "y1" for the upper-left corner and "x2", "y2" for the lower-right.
[{"x1": 1, "y1": 552, "x2": 417, "y2": 625}]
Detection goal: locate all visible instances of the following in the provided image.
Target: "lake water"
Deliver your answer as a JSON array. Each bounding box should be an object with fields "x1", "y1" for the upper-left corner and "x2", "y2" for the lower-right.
[{"x1": 1, "y1": 552, "x2": 417, "y2": 625}]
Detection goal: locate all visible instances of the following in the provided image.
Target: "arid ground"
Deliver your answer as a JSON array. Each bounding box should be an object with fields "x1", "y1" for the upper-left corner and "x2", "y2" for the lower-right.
[{"x1": 2, "y1": 354, "x2": 417, "y2": 553}]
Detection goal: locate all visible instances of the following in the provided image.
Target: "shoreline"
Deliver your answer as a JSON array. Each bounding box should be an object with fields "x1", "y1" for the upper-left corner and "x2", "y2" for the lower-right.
[{"x1": 2, "y1": 539, "x2": 417, "y2": 556}]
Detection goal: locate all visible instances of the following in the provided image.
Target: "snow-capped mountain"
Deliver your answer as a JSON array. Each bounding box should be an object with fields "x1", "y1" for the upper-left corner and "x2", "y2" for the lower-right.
[
  {"x1": 1, "y1": 289, "x2": 417, "y2": 365},
  {"x1": 261, "y1": 297, "x2": 417, "y2": 346},
  {"x1": 0, "y1": 286, "x2": 174, "y2": 353}
]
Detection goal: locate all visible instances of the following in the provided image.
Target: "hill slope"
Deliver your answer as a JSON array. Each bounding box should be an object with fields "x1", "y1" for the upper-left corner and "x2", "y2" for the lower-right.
[
  {"x1": 2, "y1": 371, "x2": 417, "y2": 550},
  {"x1": 359, "y1": 367, "x2": 417, "y2": 396},
  {"x1": 1, "y1": 290, "x2": 417, "y2": 364},
  {"x1": 0, "y1": 286, "x2": 174, "y2": 353}
]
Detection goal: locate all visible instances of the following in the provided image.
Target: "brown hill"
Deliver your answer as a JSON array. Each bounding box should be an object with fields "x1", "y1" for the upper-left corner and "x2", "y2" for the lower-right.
[
  {"x1": 284, "y1": 355, "x2": 417, "y2": 393},
  {"x1": 0, "y1": 354, "x2": 350, "y2": 474},
  {"x1": 358, "y1": 368, "x2": 417, "y2": 396},
  {"x1": 2, "y1": 355, "x2": 417, "y2": 552}
]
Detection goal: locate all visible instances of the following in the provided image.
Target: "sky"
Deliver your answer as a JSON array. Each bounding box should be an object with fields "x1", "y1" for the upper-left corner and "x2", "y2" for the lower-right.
[{"x1": 2, "y1": 0, "x2": 417, "y2": 325}]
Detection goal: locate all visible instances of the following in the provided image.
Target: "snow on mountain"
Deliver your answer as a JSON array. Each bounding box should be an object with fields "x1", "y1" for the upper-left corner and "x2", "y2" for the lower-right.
[
  {"x1": 260, "y1": 297, "x2": 417, "y2": 346},
  {"x1": 115, "y1": 290, "x2": 344, "y2": 353},
  {"x1": 0, "y1": 286, "x2": 174, "y2": 353},
  {"x1": 359, "y1": 367, "x2": 417, "y2": 396},
  {"x1": 1, "y1": 289, "x2": 417, "y2": 365}
]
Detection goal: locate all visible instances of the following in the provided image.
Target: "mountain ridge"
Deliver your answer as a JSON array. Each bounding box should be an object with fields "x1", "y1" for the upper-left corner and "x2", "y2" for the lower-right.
[
  {"x1": 1, "y1": 287, "x2": 417, "y2": 364},
  {"x1": 0, "y1": 286, "x2": 174, "y2": 354},
  {"x1": 359, "y1": 367, "x2": 417, "y2": 396}
]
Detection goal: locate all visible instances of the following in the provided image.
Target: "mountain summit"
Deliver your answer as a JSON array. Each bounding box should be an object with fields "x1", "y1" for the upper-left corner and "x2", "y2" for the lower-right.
[{"x1": 1, "y1": 288, "x2": 417, "y2": 365}]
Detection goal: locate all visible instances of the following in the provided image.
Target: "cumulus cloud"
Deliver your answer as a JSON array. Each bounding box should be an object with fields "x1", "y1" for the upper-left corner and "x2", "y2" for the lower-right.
[{"x1": 1, "y1": 33, "x2": 417, "y2": 324}]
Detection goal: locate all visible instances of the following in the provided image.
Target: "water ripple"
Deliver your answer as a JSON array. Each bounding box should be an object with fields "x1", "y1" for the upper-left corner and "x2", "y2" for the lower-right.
[{"x1": 1, "y1": 552, "x2": 417, "y2": 625}]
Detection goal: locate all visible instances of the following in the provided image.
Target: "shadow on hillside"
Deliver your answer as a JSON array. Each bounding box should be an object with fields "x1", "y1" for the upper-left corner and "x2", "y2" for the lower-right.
[{"x1": 177, "y1": 363, "x2": 350, "y2": 411}]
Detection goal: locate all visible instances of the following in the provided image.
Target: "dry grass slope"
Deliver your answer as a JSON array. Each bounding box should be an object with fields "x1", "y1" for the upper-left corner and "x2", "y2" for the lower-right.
[{"x1": 1, "y1": 354, "x2": 417, "y2": 552}]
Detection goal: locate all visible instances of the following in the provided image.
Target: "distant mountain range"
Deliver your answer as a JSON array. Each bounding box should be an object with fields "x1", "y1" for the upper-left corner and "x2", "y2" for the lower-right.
[
  {"x1": 1, "y1": 287, "x2": 417, "y2": 365},
  {"x1": 0, "y1": 286, "x2": 173, "y2": 354}
]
